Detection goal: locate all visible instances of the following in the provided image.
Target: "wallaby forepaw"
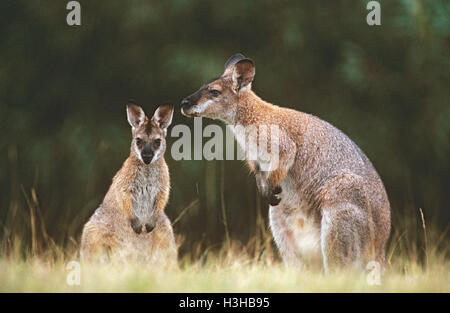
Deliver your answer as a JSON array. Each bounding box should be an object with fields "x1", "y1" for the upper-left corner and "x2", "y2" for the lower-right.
[
  {"x1": 130, "y1": 217, "x2": 142, "y2": 234},
  {"x1": 269, "y1": 186, "x2": 282, "y2": 206},
  {"x1": 145, "y1": 222, "x2": 155, "y2": 233},
  {"x1": 269, "y1": 194, "x2": 282, "y2": 206}
]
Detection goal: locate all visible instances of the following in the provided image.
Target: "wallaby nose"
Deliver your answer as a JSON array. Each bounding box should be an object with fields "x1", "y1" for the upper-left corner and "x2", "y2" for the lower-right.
[
  {"x1": 141, "y1": 151, "x2": 153, "y2": 165},
  {"x1": 181, "y1": 98, "x2": 190, "y2": 106}
]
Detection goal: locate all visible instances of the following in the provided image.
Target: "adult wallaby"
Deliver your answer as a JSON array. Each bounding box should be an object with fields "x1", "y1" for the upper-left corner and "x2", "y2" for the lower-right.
[
  {"x1": 181, "y1": 54, "x2": 390, "y2": 272},
  {"x1": 81, "y1": 101, "x2": 177, "y2": 265}
]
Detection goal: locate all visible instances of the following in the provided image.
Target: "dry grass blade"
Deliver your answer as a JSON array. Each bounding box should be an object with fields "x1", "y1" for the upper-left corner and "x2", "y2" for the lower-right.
[{"x1": 172, "y1": 199, "x2": 199, "y2": 226}]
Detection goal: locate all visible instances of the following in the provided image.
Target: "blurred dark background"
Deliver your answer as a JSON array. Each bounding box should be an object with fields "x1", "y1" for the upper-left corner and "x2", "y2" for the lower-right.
[{"x1": 0, "y1": 0, "x2": 448, "y2": 258}]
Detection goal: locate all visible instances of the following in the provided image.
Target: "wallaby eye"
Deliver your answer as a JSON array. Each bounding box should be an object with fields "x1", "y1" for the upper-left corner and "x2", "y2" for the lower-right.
[
  {"x1": 209, "y1": 89, "x2": 221, "y2": 97},
  {"x1": 154, "y1": 139, "x2": 161, "y2": 147},
  {"x1": 135, "y1": 138, "x2": 143, "y2": 146}
]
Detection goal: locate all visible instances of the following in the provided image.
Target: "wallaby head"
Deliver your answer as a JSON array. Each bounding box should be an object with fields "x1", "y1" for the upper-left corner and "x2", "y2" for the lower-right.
[
  {"x1": 181, "y1": 53, "x2": 255, "y2": 121},
  {"x1": 126, "y1": 101, "x2": 174, "y2": 165}
]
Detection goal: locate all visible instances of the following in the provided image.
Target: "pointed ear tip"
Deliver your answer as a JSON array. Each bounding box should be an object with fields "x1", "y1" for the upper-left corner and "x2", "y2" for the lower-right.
[
  {"x1": 159, "y1": 103, "x2": 174, "y2": 111},
  {"x1": 126, "y1": 103, "x2": 138, "y2": 111},
  {"x1": 127, "y1": 99, "x2": 138, "y2": 107},
  {"x1": 154, "y1": 103, "x2": 174, "y2": 122}
]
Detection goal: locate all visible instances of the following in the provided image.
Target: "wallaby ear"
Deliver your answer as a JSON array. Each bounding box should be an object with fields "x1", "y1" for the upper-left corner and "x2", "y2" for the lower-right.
[
  {"x1": 224, "y1": 53, "x2": 246, "y2": 71},
  {"x1": 126, "y1": 101, "x2": 146, "y2": 129},
  {"x1": 152, "y1": 103, "x2": 174, "y2": 130},
  {"x1": 232, "y1": 58, "x2": 255, "y2": 92}
]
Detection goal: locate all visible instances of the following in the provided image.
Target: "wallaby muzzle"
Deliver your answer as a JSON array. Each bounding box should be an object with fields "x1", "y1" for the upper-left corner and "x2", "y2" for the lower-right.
[
  {"x1": 141, "y1": 144, "x2": 153, "y2": 164},
  {"x1": 181, "y1": 90, "x2": 202, "y2": 116}
]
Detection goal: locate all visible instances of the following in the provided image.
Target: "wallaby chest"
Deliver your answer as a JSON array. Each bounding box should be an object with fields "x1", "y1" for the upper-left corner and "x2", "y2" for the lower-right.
[{"x1": 129, "y1": 166, "x2": 161, "y2": 222}]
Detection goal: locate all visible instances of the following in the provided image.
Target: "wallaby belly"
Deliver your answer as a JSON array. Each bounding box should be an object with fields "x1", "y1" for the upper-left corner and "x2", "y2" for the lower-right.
[
  {"x1": 269, "y1": 179, "x2": 322, "y2": 266},
  {"x1": 111, "y1": 213, "x2": 176, "y2": 263}
]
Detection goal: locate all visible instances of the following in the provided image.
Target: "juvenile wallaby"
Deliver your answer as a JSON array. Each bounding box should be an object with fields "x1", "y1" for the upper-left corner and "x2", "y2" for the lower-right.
[
  {"x1": 181, "y1": 54, "x2": 391, "y2": 272},
  {"x1": 81, "y1": 101, "x2": 177, "y2": 265}
]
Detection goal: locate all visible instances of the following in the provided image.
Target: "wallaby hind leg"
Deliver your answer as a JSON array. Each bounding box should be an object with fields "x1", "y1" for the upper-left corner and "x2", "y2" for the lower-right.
[
  {"x1": 269, "y1": 205, "x2": 304, "y2": 267},
  {"x1": 320, "y1": 205, "x2": 370, "y2": 273},
  {"x1": 80, "y1": 222, "x2": 114, "y2": 263},
  {"x1": 146, "y1": 215, "x2": 178, "y2": 268}
]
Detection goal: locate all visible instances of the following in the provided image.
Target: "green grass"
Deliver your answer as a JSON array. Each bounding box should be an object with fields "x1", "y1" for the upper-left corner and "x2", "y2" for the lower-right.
[
  {"x1": 0, "y1": 253, "x2": 449, "y2": 292},
  {"x1": 1, "y1": 234, "x2": 449, "y2": 293},
  {"x1": 1, "y1": 186, "x2": 448, "y2": 292}
]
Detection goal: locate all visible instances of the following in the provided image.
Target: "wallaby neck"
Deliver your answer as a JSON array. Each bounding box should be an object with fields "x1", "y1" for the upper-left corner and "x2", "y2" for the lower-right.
[
  {"x1": 117, "y1": 154, "x2": 165, "y2": 186},
  {"x1": 227, "y1": 90, "x2": 275, "y2": 126}
]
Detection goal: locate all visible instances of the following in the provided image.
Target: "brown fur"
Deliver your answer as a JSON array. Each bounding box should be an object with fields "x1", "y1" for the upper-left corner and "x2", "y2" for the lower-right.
[
  {"x1": 181, "y1": 54, "x2": 391, "y2": 272},
  {"x1": 80, "y1": 102, "x2": 177, "y2": 266}
]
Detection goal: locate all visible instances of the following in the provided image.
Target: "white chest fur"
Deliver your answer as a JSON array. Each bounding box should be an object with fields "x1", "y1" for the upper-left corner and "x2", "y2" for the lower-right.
[{"x1": 129, "y1": 166, "x2": 160, "y2": 222}]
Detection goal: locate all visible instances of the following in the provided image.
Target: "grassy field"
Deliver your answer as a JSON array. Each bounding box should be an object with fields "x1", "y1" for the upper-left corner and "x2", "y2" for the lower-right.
[
  {"x1": 1, "y1": 229, "x2": 449, "y2": 293},
  {"x1": 1, "y1": 189, "x2": 448, "y2": 292},
  {"x1": 0, "y1": 250, "x2": 449, "y2": 293}
]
